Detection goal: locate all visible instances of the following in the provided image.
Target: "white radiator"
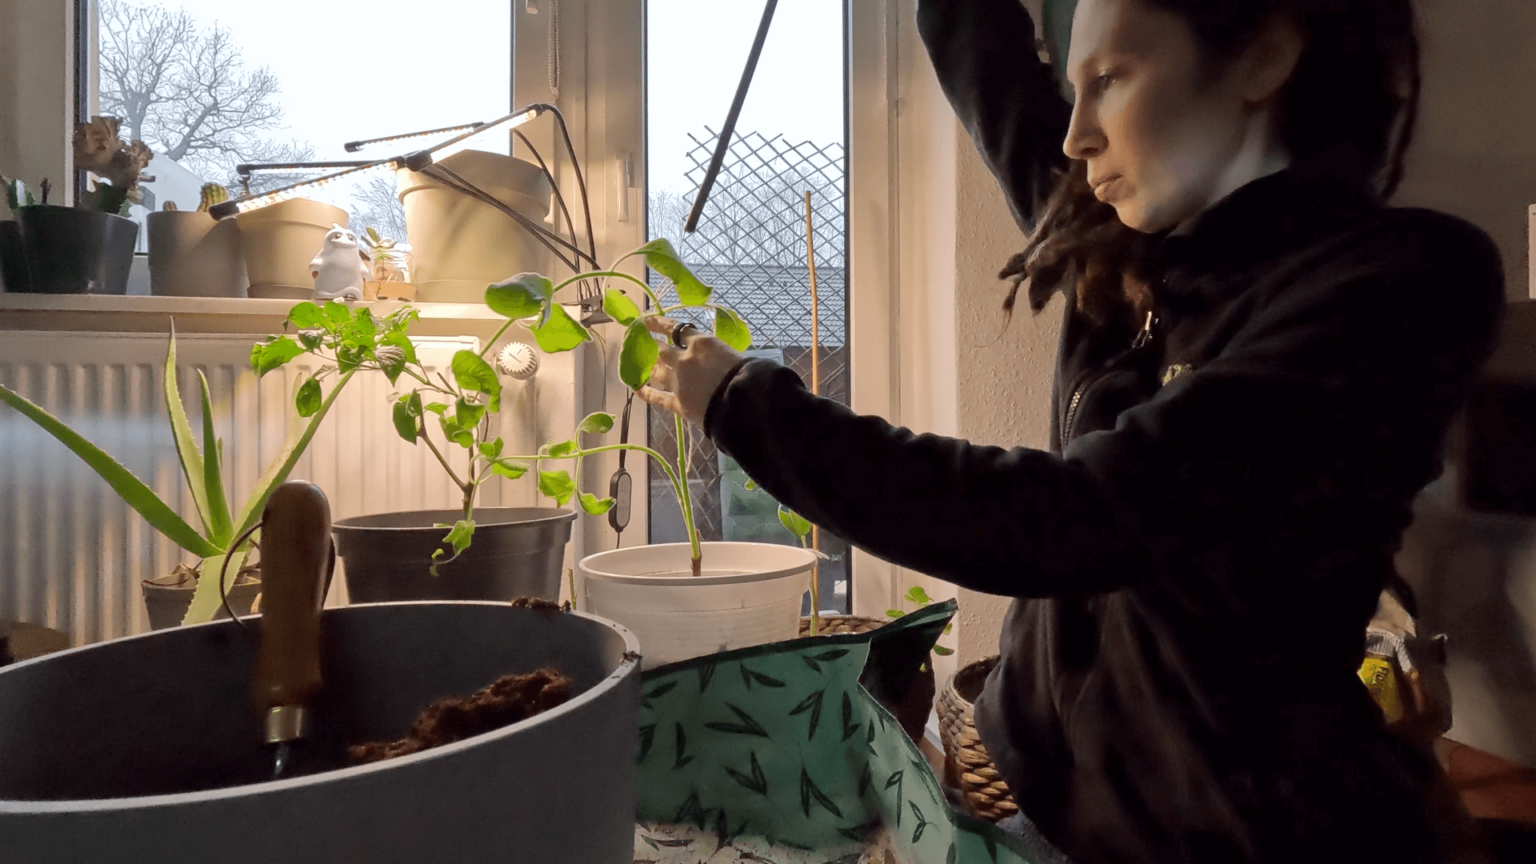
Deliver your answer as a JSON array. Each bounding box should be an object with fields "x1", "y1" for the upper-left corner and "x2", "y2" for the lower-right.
[{"x1": 0, "y1": 327, "x2": 579, "y2": 645}]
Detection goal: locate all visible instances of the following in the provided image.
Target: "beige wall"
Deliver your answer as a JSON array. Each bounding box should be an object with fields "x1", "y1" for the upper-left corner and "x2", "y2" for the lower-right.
[
  {"x1": 1393, "y1": 0, "x2": 1536, "y2": 301},
  {"x1": 0, "y1": 0, "x2": 76, "y2": 216}
]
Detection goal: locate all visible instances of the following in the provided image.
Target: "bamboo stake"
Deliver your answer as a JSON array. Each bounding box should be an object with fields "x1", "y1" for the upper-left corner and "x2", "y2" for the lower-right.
[{"x1": 803, "y1": 191, "x2": 821, "y2": 636}]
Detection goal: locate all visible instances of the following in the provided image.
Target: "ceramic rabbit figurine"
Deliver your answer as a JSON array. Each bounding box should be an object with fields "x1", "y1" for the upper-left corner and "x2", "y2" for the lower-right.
[{"x1": 309, "y1": 224, "x2": 368, "y2": 302}]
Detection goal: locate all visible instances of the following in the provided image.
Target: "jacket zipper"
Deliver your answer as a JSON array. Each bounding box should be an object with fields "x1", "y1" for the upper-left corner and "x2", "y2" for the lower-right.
[{"x1": 1062, "y1": 310, "x2": 1158, "y2": 443}]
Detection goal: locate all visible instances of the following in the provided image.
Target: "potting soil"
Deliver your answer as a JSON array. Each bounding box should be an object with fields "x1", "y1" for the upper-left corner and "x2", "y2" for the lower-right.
[
  {"x1": 632, "y1": 601, "x2": 1059, "y2": 863},
  {"x1": 348, "y1": 668, "x2": 573, "y2": 764}
]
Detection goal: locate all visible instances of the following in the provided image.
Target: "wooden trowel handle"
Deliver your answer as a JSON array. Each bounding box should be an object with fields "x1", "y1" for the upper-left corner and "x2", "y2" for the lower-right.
[{"x1": 253, "y1": 481, "x2": 331, "y2": 714}]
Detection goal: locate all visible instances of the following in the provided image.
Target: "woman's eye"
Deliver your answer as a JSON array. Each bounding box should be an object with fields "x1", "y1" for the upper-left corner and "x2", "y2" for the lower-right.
[{"x1": 1093, "y1": 73, "x2": 1115, "y2": 94}]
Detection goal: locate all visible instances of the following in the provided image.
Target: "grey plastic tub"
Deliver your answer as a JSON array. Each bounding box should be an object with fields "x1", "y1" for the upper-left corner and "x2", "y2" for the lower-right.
[
  {"x1": 334, "y1": 508, "x2": 576, "y2": 603},
  {"x1": 0, "y1": 601, "x2": 641, "y2": 863}
]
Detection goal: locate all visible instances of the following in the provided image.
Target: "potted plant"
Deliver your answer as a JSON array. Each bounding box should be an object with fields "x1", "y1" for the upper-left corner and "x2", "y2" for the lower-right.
[
  {"x1": 0, "y1": 181, "x2": 30, "y2": 292},
  {"x1": 0, "y1": 315, "x2": 368, "y2": 628},
  {"x1": 3, "y1": 117, "x2": 151, "y2": 294},
  {"x1": 358, "y1": 226, "x2": 416, "y2": 301},
  {"x1": 469, "y1": 239, "x2": 817, "y2": 668},
  {"x1": 148, "y1": 182, "x2": 248, "y2": 298},
  {"x1": 288, "y1": 298, "x2": 577, "y2": 603}
]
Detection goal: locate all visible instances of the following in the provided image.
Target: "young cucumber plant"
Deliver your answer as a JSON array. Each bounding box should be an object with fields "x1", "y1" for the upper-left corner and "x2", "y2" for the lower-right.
[
  {"x1": 477, "y1": 239, "x2": 753, "y2": 579},
  {"x1": 887, "y1": 585, "x2": 956, "y2": 669}
]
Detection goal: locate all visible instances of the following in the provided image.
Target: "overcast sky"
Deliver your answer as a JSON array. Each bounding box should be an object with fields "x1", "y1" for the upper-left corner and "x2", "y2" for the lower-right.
[{"x1": 144, "y1": 0, "x2": 843, "y2": 202}]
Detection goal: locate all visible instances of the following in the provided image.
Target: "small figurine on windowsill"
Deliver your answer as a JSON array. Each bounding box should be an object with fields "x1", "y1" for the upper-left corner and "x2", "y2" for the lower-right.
[{"x1": 309, "y1": 223, "x2": 368, "y2": 302}]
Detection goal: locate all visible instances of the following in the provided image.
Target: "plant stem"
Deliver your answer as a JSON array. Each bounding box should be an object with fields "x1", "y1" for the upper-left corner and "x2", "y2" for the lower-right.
[
  {"x1": 476, "y1": 317, "x2": 517, "y2": 361},
  {"x1": 418, "y1": 420, "x2": 469, "y2": 490},
  {"x1": 675, "y1": 414, "x2": 701, "y2": 578}
]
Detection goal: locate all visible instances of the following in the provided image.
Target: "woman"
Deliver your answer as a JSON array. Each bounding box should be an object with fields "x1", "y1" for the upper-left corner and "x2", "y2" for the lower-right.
[{"x1": 639, "y1": 0, "x2": 1505, "y2": 860}]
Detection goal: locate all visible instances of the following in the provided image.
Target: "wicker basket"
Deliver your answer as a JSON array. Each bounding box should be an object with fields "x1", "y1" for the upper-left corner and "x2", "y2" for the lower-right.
[
  {"x1": 799, "y1": 615, "x2": 936, "y2": 743},
  {"x1": 937, "y1": 655, "x2": 1019, "y2": 823}
]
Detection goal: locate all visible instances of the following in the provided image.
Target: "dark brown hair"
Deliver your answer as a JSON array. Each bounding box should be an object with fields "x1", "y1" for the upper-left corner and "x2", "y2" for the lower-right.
[{"x1": 999, "y1": 0, "x2": 1422, "y2": 327}]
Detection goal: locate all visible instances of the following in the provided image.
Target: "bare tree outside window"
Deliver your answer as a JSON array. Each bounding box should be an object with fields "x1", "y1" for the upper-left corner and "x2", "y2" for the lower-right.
[{"x1": 97, "y1": 0, "x2": 315, "y2": 195}]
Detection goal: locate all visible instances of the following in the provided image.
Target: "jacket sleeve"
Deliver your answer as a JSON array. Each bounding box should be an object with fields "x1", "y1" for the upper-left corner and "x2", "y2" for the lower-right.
[
  {"x1": 705, "y1": 213, "x2": 1504, "y2": 599},
  {"x1": 917, "y1": 0, "x2": 1072, "y2": 231}
]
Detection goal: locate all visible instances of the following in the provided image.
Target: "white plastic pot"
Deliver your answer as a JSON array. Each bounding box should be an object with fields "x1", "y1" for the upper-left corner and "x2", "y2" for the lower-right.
[
  {"x1": 234, "y1": 199, "x2": 349, "y2": 299},
  {"x1": 396, "y1": 150, "x2": 553, "y2": 303},
  {"x1": 577, "y1": 541, "x2": 816, "y2": 669}
]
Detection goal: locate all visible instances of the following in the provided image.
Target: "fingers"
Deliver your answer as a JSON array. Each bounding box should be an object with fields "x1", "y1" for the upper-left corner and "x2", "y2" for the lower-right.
[
  {"x1": 644, "y1": 316, "x2": 677, "y2": 337},
  {"x1": 636, "y1": 384, "x2": 684, "y2": 417}
]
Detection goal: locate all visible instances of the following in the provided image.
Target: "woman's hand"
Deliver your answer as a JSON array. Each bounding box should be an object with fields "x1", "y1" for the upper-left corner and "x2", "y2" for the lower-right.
[{"x1": 635, "y1": 316, "x2": 746, "y2": 427}]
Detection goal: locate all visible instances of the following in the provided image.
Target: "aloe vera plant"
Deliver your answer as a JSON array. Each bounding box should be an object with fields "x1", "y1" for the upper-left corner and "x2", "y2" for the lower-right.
[{"x1": 0, "y1": 323, "x2": 356, "y2": 626}]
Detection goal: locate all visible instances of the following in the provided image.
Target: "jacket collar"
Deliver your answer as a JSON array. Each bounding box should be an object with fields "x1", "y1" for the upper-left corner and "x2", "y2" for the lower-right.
[{"x1": 1145, "y1": 159, "x2": 1382, "y2": 295}]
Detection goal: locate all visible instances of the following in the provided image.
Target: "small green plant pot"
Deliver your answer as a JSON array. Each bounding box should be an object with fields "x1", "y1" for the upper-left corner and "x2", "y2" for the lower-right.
[{"x1": 16, "y1": 206, "x2": 138, "y2": 294}]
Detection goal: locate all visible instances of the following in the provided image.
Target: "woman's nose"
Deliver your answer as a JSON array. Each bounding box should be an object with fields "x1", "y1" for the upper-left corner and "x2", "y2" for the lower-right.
[{"x1": 1062, "y1": 102, "x2": 1105, "y2": 161}]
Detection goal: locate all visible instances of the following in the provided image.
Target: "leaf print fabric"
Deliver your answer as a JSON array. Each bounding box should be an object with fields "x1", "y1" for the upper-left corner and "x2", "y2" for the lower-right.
[{"x1": 632, "y1": 601, "x2": 1060, "y2": 863}]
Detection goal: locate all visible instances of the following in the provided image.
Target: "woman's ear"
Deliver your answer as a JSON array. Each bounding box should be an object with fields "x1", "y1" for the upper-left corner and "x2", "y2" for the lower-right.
[{"x1": 1239, "y1": 13, "x2": 1305, "y2": 106}]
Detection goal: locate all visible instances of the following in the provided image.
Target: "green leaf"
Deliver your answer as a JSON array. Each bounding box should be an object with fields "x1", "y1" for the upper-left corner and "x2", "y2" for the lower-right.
[
  {"x1": 907, "y1": 585, "x2": 934, "y2": 605},
  {"x1": 438, "y1": 413, "x2": 474, "y2": 449},
  {"x1": 442, "y1": 518, "x2": 475, "y2": 554},
  {"x1": 197, "y1": 372, "x2": 234, "y2": 547},
  {"x1": 381, "y1": 330, "x2": 418, "y2": 365},
  {"x1": 164, "y1": 331, "x2": 213, "y2": 538},
  {"x1": 296, "y1": 329, "x2": 324, "y2": 351},
  {"x1": 744, "y1": 479, "x2": 758, "y2": 491},
  {"x1": 546, "y1": 439, "x2": 578, "y2": 459},
  {"x1": 578, "y1": 492, "x2": 615, "y2": 515},
  {"x1": 885, "y1": 609, "x2": 906, "y2": 619},
  {"x1": 478, "y1": 438, "x2": 504, "y2": 460},
  {"x1": 492, "y1": 459, "x2": 528, "y2": 479},
  {"x1": 287, "y1": 302, "x2": 325, "y2": 329},
  {"x1": 181, "y1": 547, "x2": 250, "y2": 626},
  {"x1": 0, "y1": 383, "x2": 219, "y2": 559},
  {"x1": 455, "y1": 397, "x2": 487, "y2": 430},
  {"x1": 714, "y1": 306, "x2": 752, "y2": 351},
  {"x1": 530, "y1": 303, "x2": 591, "y2": 353},
  {"x1": 578, "y1": 411, "x2": 615, "y2": 435},
  {"x1": 619, "y1": 320, "x2": 659, "y2": 390},
  {"x1": 537, "y1": 469, "x2": 576, "y2": 506},
  {"x1": 778, "y1": 506, "x2": 812, "y2": 541},
  {"x1": 632, "y1": 238, "x2": 712, "y2": 306},
  {"x1": 933, "y1": 645, "x2": 955, "y2": 655},
  {"x1": 451, "y1": 350, "x2": 501, "y2": 413},
  {"x1": 602, "y1": 288, "x2": 641, "y2": 326},
  {"x1": 97, "y1": 183, "x2": 130, "y2": 217},
  {"x1": 252, "y1": 336, "x2": 304, "y2": 377},
  {"x1": 424, "y1": 401, "x2": 448, "y2": 416},
  {"x1": 295, "y1": 376, "x2": 322, "y2": 418},
  {"x1": 392, "y1": 393, "x2": 421, "y2": 443},
  {"x1": 323, "y1": 301, "x2": 351, "y2": 328},
  {"x1": 485, "y1": 273, "x2": 553, "y2": 320},
  {"x1": 366, "y1": 226, "x2": 381, "y2": 243}
]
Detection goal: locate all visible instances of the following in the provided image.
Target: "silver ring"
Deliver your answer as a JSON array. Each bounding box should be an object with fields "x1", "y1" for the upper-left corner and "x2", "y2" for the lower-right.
[{"x1": 670, "y1": 322, "x2": 700, "y2": 349}]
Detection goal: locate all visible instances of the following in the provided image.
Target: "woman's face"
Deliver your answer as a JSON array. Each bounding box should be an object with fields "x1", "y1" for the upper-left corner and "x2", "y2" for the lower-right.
[{"x1": 1062, "y1": 0, "x2": 1293, "y2": 234}]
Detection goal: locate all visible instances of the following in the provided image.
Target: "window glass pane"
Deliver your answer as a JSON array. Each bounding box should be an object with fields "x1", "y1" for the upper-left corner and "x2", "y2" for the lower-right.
[
  {"x1": 646, "y1": 0, "x2": 850, "y2": 614},
  {"x1": 96, "y1": 0, "x2": 510, "y2": 251}
]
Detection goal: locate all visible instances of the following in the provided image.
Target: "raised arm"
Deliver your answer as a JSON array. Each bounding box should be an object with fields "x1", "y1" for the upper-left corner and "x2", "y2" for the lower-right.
[{"x1": 917, "y1": 0, "x2": 1072, "y2": 230}]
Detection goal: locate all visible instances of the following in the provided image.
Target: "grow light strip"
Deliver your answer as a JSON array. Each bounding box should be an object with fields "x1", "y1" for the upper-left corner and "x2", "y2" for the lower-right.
[
  {"x1": 209, "y1": 160, "x2": 399, "y2": 220},
  {"x1": 343, "y1": 122, "x2": 485, "y2": 153},
  {"x1": 401, "y1": 106, "x2": 545, "y2": 171},
  {"x1": 235, "y1": 161, "x2": 374, "y2": 177}
]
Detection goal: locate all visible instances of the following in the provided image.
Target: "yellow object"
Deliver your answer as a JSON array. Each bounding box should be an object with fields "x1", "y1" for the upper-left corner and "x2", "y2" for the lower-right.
[{"x1": 1359, "y1": 656, "x2": 1404, "y2": 724}]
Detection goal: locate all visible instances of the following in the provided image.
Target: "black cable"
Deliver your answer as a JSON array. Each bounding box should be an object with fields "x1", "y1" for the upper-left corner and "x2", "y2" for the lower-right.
[
  {"x1": 514, "y1": 128, "x2": 584, "y2": 274},
  {"x1": 541, "y1": 104, "x2": 600, "y2": 302}
]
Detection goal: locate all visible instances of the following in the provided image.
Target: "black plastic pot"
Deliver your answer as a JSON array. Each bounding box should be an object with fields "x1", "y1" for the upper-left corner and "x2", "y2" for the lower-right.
[
  {"x1": 16, "y1": 205, "x2": 138, "y2": 294},
  {"x1": 0, "y1": 221, "x2": 29, "y2": 292},
  {"x1": 333, "y1": 508, "x2": 576, "y2": 603}
]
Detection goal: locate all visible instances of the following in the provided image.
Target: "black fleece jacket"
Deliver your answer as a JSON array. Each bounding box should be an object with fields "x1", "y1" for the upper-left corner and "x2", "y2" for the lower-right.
[{"x1": 704, "y1": 1, "x2": 1506, "y2": 861}]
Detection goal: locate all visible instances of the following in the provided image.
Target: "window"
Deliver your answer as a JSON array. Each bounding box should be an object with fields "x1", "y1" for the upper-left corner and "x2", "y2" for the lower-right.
[
  {"x1": 91, "y1": 0, "x2": 512, "y2": 250},
  {"x1": 645, "y1": 0, "x2": 852, "y2": 614}
]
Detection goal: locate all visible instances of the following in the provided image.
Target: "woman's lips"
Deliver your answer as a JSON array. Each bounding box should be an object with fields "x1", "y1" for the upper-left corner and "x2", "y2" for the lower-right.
[{"x1": 1092, "y1": 175, "x2": 1122, "y2": 201}]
